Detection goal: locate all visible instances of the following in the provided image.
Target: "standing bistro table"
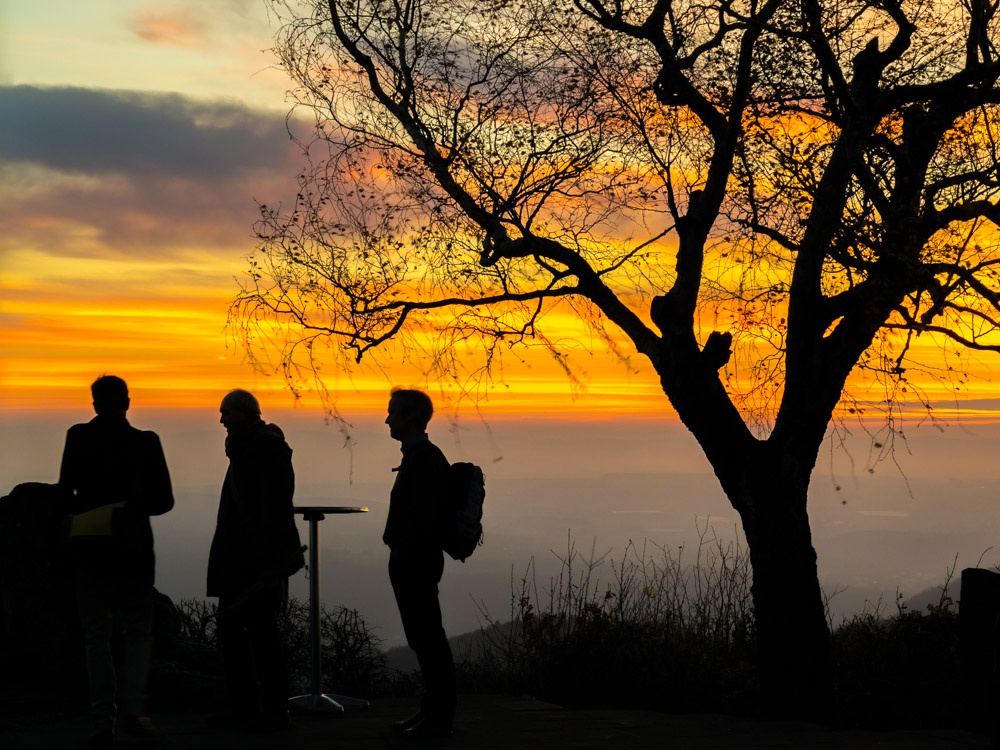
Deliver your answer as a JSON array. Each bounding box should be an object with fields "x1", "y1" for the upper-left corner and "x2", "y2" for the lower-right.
[{"x1": 289, "y1": 505, "x2": 370, "y2": 712}]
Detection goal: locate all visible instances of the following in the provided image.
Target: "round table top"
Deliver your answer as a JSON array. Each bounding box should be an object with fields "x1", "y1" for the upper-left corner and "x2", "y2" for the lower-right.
[{"x1": 292, "y1": 506, "x2": 369, "y2": 515}]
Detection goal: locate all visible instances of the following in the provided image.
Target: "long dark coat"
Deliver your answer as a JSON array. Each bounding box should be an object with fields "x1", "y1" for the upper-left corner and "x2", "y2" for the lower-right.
[{"x1": 207, "y1": 421, "x2": 304, "y2": 596}]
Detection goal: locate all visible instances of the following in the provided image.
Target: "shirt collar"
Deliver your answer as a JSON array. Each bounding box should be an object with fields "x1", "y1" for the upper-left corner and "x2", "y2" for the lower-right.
[{"x1": 400, "y1": 433, "x2": 429, "y2": 455}]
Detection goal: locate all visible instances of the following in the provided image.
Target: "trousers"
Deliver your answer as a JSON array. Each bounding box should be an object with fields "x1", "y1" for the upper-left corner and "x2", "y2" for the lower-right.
[
  {"x1": 389, "y1": 548, "x2": 456, "y2": 723},
  {"x1": 76, "y1": 572, "x2": 153, "y2": 730},
  {"x1": 216, "y1": 577, "x2": 290, "y2": 718}
]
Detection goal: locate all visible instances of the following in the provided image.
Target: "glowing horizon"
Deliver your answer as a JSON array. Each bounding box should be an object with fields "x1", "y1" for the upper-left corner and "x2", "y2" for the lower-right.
[{"x1": 2, "y1": 2, "x2": 998, "y2": 421}]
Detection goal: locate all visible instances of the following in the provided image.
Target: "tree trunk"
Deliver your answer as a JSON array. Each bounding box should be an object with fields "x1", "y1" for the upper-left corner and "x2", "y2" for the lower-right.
[
  {"x1": 653, "y1": 317, "x2": 835, "y2": 715},
  {"x1": 739, "y1": 466, "x2": 832, "y2": 717}
]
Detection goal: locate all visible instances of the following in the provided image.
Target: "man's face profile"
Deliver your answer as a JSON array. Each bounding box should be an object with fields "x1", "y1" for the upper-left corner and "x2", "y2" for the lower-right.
[
  {"x1": 385, "y1": 397, "x2": 412, "y2": 442},
  {"x1": 219, "y1": 399, "x2": 255, "y2": 435}
]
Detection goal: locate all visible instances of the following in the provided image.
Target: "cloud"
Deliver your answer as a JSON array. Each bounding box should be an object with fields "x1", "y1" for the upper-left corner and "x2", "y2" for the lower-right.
[
  {"x1": 0, "y1": 85, "x2": 297, "y2": 180},
  {"x1": 1, "y1": 167, "x2": 298, "y2": 258},
  {"x1": 130, "y1": 10, "x2": 210, "y2": 49},
  {"x1": 1, "y1": 171, "x2": 271, "y2": 258},
  {"x1": 129, "y1": 2, "x2": 267, "y2": 51},
  {"x1": 0, "y1": 85, "x2": 304, "y2": 257}
]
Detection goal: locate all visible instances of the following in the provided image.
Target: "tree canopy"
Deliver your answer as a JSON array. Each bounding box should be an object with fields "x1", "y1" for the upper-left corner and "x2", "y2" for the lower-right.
[
  {"x1": 233, "y1": 0, "x2": 1000, "y2": 705},
  {"x1": 236, "y1": 0, "x2": 1000, "y2": 424}
]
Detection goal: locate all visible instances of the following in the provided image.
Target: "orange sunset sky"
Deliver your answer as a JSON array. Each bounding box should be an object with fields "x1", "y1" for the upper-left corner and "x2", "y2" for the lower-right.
[
  {"x1": 0, "y1": 1, "x2": 671, "y2": 415},
  {"x1": 2, "y1": 1, "x2": 999, "y2": 421}
]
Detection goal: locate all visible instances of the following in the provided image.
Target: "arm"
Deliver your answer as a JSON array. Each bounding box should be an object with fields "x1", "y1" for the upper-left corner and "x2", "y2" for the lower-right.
[
  {"x1": 57, "y1": 427, "x2": 81, "y2": 513},
  {"x1": 138, "y1": 432, "x2": 174, "y2": 516},
  {"x1": 251, "y1": 441, "x2": 302, "y2": 577}
]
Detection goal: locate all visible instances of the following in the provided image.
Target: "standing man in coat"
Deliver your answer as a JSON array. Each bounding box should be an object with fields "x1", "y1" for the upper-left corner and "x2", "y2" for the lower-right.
[
  {"x1": 207, "y1": 389, "x2": 304, "y2": 731},
  {"x1": 60, "y1": 374, "x2": 174, "y2": 746},
  {"x1": 384, "y1": 388, "x2": 456, "y2": 739}
]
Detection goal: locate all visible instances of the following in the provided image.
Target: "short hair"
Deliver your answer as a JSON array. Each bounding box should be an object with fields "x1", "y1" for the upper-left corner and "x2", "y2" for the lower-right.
[
  {"x1": 91, "y1": 375, "x2": 129, "y2": 413},
  {"x1": 221, "y1": 388, "x2": 261, "y2": 416},
  {"x1": 390, "y1": 387, "x2": 434, "y2": 429}
]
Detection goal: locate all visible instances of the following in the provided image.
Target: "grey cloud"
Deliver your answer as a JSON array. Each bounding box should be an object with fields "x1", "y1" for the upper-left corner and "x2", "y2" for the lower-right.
[
  {"x1": 3, "y1": 176, "x2": 279, "y2": 258},
  {"x1": 0, "y1": 85, "x2": 297, "y2": 180},
  {"x1": 0, "y1": 85, "x2": 309, "y2": 258}
]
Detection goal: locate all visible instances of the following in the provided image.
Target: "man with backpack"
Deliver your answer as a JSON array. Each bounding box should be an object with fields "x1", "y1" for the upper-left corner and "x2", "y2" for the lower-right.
[{"x1": 383, "y1": 388, "x2": 457, "y2": 739}]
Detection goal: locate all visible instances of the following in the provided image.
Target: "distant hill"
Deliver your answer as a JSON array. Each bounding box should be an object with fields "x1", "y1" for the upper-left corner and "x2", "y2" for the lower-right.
[
  {"x1": 903, "y1": 585, "x2": 956, "y2": 613},
  {"x1": 385, "y1": 619, "x2": 515, "y2": 672}
]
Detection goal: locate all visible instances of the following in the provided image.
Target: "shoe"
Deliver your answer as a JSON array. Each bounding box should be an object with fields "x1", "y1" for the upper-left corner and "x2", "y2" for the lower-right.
[
  {"x1": 86, "y1": 727, "x2": 114, "y2": 747},
  {"x1": 118, "y1": 715, "x2": 159, "y2": 742},
  {"x1": 393, "y1": 711, "x2": 424, "y2": 733},
  {"x1": 400, "y1": 717, "x2": 453, "y2": 739}
]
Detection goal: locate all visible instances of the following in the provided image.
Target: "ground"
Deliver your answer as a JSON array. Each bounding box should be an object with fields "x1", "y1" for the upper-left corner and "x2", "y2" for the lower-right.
[{"x1": 1, "y1": 694, "x2": 991, "y2": 749}]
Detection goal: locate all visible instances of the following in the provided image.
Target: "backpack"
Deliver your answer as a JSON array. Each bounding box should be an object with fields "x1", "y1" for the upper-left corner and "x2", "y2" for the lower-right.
[{"x1": 442, "y1": 462, "x2": 485, "y2": 562}]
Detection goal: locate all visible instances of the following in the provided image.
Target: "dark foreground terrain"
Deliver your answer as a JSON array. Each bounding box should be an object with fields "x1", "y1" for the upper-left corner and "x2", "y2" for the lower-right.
[{"x1": 1, "y1": 694, "x2": 991, "y2": 750}]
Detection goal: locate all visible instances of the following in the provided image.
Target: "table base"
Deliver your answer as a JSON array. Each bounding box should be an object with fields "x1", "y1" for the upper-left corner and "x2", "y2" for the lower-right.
[{"x1": 289, "y1": 692, "x2": 371, "y2": 712}]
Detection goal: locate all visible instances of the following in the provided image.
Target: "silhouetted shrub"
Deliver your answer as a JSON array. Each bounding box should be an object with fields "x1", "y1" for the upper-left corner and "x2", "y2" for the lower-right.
[
  {"x1": 456, "y1": 530, "x2": 986, "y2": 731},
  {"x1": 831, "y1": 587, "x2": 962, "y2": 729},
  {"x1": 462, "y1": 528, "x2": 758, "y2": 713},
  {"x1": 175, "y1": 596, "x2": 388, "y2": 699}
]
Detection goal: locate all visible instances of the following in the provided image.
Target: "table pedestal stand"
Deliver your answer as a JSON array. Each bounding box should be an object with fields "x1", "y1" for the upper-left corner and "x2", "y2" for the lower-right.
[{"x1": 288, "y1": 506, "x2": 370, "y2": 712}]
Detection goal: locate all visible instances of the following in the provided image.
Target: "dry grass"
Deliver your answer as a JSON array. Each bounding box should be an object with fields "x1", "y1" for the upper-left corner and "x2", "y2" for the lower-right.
[
  {"x1": 174, "y1": 539, "x2": 986, "y2": 729},
  {"x1": 462, "y1": 526, "x2": 757, "y2": 712}
]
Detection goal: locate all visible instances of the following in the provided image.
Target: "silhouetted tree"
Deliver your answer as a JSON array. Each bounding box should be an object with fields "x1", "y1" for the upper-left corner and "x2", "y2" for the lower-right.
[{"x1": 232, "y1": 0, "x2": 1000, "y2": 709}]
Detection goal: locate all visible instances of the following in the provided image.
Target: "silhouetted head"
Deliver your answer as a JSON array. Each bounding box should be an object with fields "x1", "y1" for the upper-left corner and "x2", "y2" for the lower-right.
[
  {"x1": 386, "y1": 387, "x2": 433, "y2": 442},
  {"x1": 91, "y1": 375, "x2": 130, "y2": 416},
  {"x1": 219, "y1": 388, "x2": 262, "y2": 435}
]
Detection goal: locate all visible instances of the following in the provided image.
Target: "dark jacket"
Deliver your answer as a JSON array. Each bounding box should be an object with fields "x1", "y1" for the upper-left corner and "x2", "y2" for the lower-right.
[
  {"x1": 207, "y1": 421, "x2": 304, "y2": 596},
  {"x1": 58, "y1": 413, "x2": 174, "y2": 583},
  {"x1": 383, "y1": 436, "x2": 450, "y2": 554}
]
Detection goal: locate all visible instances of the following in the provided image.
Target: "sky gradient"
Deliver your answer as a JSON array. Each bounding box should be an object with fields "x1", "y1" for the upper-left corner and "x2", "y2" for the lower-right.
[
  {"x1": 0, "y1": 1, "x2": 671, "y2": 414},
  {"x1": 3, "y1": 1, "x2": 999, "y2": 416}
]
